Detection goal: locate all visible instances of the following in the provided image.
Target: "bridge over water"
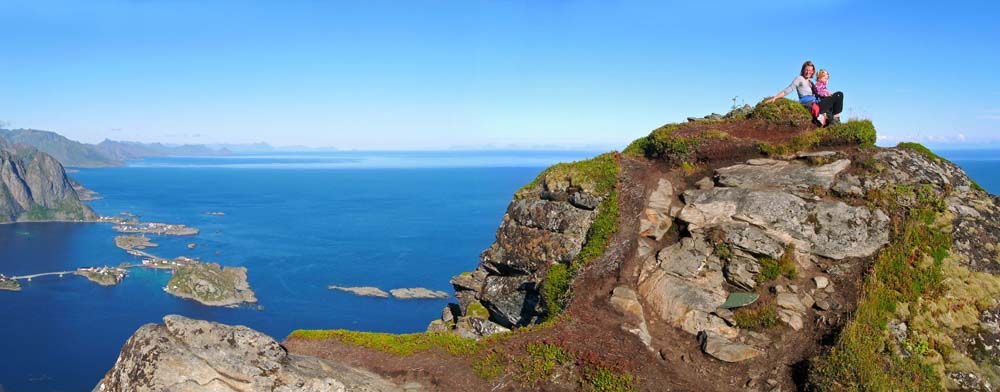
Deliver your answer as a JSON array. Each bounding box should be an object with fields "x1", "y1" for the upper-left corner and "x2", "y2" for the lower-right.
[{"x1": 9, "y1": 271, "x2": 75, "y2": 281}]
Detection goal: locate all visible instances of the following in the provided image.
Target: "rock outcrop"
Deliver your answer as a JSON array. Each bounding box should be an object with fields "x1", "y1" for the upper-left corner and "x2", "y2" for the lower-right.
[
  {"x1": 94, "y1": 315, "x2": 402, "y2": 392},
  {"x1": 435, "y1": 178, "x2": 603, "y2": 334},
  {"x1": 0, "y1": 140, "x2": 97, "y2": 223}
]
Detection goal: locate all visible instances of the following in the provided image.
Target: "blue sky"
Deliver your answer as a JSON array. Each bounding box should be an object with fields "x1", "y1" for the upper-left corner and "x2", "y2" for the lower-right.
[{"x1": 1, "y1": 1, "x2": 998, "y2": 150}]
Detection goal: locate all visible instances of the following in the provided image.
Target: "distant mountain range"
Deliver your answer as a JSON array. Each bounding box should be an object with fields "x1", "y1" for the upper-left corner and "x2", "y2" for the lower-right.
[
  {"x1": 0, "y1": 129, "x2": 235, "y2": 168},
  {"x1": 0, "y1": 129, "x2": 120, "y2": 168},
  {"x1": 96, "y1": 140, "x2": 232, "y2": 161}
]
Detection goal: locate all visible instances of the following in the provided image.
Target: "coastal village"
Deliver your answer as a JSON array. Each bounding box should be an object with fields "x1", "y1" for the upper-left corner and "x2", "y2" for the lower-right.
[{"x1": 1, "y1": 212, "x2": 258, "y2": 308}]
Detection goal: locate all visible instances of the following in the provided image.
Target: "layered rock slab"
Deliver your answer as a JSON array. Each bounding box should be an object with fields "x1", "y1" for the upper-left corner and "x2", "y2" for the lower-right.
[{"x1": 678, "y1": 187, "x2": 889, "y2": 260}]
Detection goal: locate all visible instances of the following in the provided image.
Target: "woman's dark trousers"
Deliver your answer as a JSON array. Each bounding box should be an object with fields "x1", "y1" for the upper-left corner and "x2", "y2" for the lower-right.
[{"x1": 818, "y1": 92, "x2": 844, "y2": 116}]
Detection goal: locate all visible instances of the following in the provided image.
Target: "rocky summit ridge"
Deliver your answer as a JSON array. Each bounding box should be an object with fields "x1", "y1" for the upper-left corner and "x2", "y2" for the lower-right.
[{"x1": 97, "y1": 100, "x2": 1000, "y2": 391}]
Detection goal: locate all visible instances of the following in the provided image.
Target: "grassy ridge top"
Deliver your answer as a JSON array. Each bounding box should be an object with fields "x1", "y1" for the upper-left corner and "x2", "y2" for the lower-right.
[{"x1": 623, "y1": 99, "x2": 876, "y2": 163}]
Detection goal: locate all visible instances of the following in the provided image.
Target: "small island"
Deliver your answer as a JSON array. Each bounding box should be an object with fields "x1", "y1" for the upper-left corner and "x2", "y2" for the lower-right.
[
  {"x1": 328, "y1": 285, "x2": 389, "y2": 298},
  {"x1": 390, "y1": 287, "x2": 450, "y2": 299},
  {"x1": 114, "y1": 235, "x2": 158, "y2": 250},
  {"x1": 0, "y1": 275, "x2": 21, "y2": 291},
  {"x1": 165, "y1": 263, "x2": 257, "y2": 307},
  {"x1": 75, "y1": 266, "x2": 127, "y2": 286},
  {"x1": 205, "y1": 211, "x2": 225, "y2": 216}
]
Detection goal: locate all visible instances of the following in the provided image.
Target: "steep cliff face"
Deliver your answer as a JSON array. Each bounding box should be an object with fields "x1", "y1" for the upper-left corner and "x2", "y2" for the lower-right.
[{"x1": 0, "y1": 142, "x2": 97, "y2": 223}]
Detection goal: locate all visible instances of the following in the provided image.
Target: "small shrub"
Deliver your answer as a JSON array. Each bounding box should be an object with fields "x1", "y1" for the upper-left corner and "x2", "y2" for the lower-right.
[
  {"x1": 516, "y1": 343, "x2": 572, "y2": 383},
  {"x1": 680, "y1": 161, "x2": 698, "y2": 176},
  {"x1": 823, "y1": 120, "x2": 877, "y2": 147},
  {"x1": 749, "y1": 98, "x2": 812, "y2": 127},
  {"x1": 758, "y1": 246, "x2": 797, "y2": 283},
  {"x1": 714, "y1": 243, "x2": 732, "y2": 261},
  {"x1": 472, "y1": 351, "x2": 506, "y2": 380},
  {"x1": 733, "y1": 299, "x2": 780, "y2": 330},
  {"x1": 584, "y1": 366, "x2": 638, "y2": 392}
]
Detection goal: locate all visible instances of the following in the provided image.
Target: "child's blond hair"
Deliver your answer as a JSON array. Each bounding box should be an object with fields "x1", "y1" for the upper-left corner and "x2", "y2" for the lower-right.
[{"x1": 817, "y1": 69, "x2": 830, "y2": 80}]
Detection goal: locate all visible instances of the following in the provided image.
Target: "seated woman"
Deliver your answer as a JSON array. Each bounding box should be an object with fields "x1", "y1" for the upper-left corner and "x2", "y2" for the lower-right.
[{"x1": 766, "y1": 61, "x2": 844, "y2": 126}]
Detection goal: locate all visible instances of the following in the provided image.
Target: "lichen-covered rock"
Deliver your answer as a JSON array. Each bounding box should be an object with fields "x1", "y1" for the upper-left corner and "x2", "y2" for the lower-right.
[
  {"x1": 715, "y1": 158, "x2": 850, "y2": 190},
  {"x1": 94, "y1": 315, "x2": 402, "y2": 392},
  {"x1": 699, "y1": 332, "x2": 763, "y2": 363},
  {"x1": 478, "y1": 274, "x2": 543, "y2": 327},
  {"x1": 724, "y1": 253, "x2": 761, "y2": 291},
  {"x1": 679, "y1": 187, "x2": 889, "y2": 260}
]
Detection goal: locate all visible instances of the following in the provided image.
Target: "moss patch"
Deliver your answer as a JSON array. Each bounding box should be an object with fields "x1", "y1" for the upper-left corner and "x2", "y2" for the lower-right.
[{"x1": 467, "y1": 302, "x2": 490, "y2": 319}]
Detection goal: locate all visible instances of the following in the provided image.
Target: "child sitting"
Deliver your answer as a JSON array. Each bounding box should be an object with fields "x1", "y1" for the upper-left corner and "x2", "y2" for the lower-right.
[
  {"x1": 815, "y1": 69, "x2": 831, "y2": 97},
  {"x1": 814, "y1": 69, "x2": 833, "y2": 125}
]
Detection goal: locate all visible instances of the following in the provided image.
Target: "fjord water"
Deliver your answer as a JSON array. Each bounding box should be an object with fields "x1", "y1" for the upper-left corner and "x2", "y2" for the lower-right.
[{"x1": 0, "y1": 150, "x2": 598, "y2": 392}]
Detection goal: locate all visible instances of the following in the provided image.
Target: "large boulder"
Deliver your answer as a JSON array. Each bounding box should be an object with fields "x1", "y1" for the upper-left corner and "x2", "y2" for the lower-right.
[{"x1": 94, "y1": 315, "x2": 401, "y2": 392}]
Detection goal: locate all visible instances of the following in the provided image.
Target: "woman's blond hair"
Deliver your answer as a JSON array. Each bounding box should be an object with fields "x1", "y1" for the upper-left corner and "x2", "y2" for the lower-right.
[
  {"x1": 817, "y1": 69, "x2": 829, "y2": 79},
  {"x1": 800, "y1": 61, "x2": 815, "y2": 77}
]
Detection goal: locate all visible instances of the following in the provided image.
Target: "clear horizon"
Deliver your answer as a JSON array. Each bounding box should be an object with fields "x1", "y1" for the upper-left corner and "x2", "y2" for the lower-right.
[{"x1": 2, "y1": 1, "x2": 998, "y2": 150}]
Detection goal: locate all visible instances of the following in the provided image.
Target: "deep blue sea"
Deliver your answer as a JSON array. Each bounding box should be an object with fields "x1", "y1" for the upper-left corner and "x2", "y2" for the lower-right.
[
  {"x1": 0, "y1": 149, "x2": 996, "y2": 391},
  {"x1": 0, "y1": 150, "x2": 600, "y2": 392}
]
